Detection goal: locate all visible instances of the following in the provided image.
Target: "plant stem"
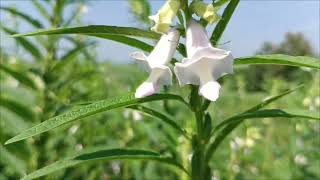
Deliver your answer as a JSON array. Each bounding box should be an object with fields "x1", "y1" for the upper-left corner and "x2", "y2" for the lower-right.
[{"x1": 189, "y1": 86, "x2": 211, "y2": 180}]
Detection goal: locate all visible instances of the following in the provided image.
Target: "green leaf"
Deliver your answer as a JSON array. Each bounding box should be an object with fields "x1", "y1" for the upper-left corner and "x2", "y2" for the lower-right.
[
  {"x1": 91, "y1": 34, "x2": 154, "y2": 52},
  {"x1": 205, "y1": 109, "x2": 319, "y2": 162},
  {"x1": 12, "y1": 25, "x2": 161, "y2": 40},
  {"x1": 31, "y1": 0, "x2": 51, "y2": 21},
  {"x1": 235, "y1": 54, "x2": 320, "y2": 69},
  {"x1": 244, "y1": 85, "x2": 304, "y2": 113},
  {"x1": 51, "y1": 42, "x2": 96, "y2": 72},
  {"x1": 10, "y1": 25, "x2": 190, "y2": 57},
  {"x1": 210, "y1": 0, "x2": 239, "y2": 46},
  {"x1": 203, "y1": 113, "x2": 212, "y2": 140},
  {"x1": 0, "y1": 7, "x2": 43, "y2": 28},
  {"x1": 0, "y1": 64, "x2": 38, "y2": 90},
  {"x1": 211, "y1": 85, "x2": 303, "y2": 135},
  {"x1": 92, "y1": 34, "x2": 186, "y2": 58},
  {"x1": 1, "y1": 26, "x2": 42, "y2": 59},
  {"x1": 0, "y1": 96, "x2": 35, "y2": 121},
  {"x1": 205, "y1": 86, "x2": 302, "y2": 161},
  {"x1": 21, "y1": 148, "x2": 188, "y2": 180},
  {"x1": 5, "y1": 93, "x2": 188, "y2": 144},
  {"x1": 177, "y1": 43, "x2": 187, "y2": 57},
  {"x1": 216, "y1": 109, "x2": 319, "y2": 132},
  {"x1": 213, "y1": 0, "x2": 230, "y2": 7},
  {"x1": 128, "y1": 105, "x2": 190, "y2": 139},
  {"x1": 52, "y1": 0, "x2": 66, "y2": 26}
]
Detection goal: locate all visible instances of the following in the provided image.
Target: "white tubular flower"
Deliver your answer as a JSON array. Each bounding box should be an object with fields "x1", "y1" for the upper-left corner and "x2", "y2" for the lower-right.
[
  {"x1": 149, "y1": 0, "x2": 180, "y2": 33},
  {"x1": 191, "y1": 1, "x2": 220, "y2": 24},
  {"x1": 131, "y1": 29, "x2": 180, "y2": 98},
  {"x1": 174, "y1": 20, "x2": 233, "y2": 101}
]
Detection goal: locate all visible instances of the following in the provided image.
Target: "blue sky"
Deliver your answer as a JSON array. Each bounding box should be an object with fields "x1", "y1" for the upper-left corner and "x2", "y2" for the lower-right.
[{"x1": 1, "y1": 0, "x2": 319, "y2": 63}]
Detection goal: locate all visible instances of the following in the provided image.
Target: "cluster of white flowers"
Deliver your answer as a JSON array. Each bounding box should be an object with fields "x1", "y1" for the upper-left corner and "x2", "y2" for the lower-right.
[{"x1": 130, "y1": 0, "x2": 234, "y2": 102}]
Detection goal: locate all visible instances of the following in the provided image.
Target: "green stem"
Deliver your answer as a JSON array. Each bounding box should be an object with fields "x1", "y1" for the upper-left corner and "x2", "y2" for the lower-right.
[
  {"x1": 189, "y1": 86, "x2": 211, "y2": 180},
  {"x1": 181, "y1": 0, "x2": 191, "y2": 24}
]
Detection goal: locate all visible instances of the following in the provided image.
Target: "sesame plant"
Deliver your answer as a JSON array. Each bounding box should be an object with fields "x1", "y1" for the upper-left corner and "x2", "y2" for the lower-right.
[
  {"x1": 3, "y1": 0, "x2": 320, "y2": 179},
  {"x1": 0, "y1": 0, "x2": 99, "y2": 178}
]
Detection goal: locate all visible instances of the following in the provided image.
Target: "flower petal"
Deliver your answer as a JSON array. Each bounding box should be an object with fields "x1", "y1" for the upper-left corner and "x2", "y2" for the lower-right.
[
  {"x1": 199, "y1": 81, "x2": 221, "y2": 101},
  {"x1": 186, "y1": 19, "x2": 212, "y2": 57},
  {"x1": 174, "y1": 19, "x2": 233, "y2": 102},
  {"x1": 130, "y1": 51, "x2": 150, "y2": 71},
  {"x1": 135, "y1": 81, "x2": 160, "y2": 98}
]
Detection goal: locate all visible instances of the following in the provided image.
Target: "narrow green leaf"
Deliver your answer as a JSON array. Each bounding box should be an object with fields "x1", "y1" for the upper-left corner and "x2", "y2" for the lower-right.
[
  {"x1": 10, "y1": 26, "x2": 189, "y2": 57},
  {"x1": 235, "y1": 54, "x2": 320, "y2": 69},
  {"x1": 212, "y1": 85, "x2": 303, "y2": 135},
  {"x1": 0, "y1": 108, "x2": 30, "y2": 135},
  {"x1": 52, "y1": 0, "x2": 65, "y2": 26},
  {"x1": 205, "y1": 109, "x2": 319, "y2": 162},
  {"x1": 177, "y1": 43, "x2": 187, "y2": 57},
  {"x1": 210, "y1": 0, "x2": 239, "y2": 45},
  {"x1": 91, "y1": 34, "x2": 154, "y2": 52},
  {"x1": 213, "y1": 0, "x2": 230, "y2": 7},
  {"x1": 217, "y1": 109, "x2": 319, "y2": 132},
  {"x1": 1, "y1": 26, "x2": 42, "y2": 59},
  {"x1": 0, "y1": 96, "x2": 35, "y2": 121},
  {"x1": 31, "y1": 0, "x2": 51, "y2": 21},
  {"x1": 21, "y1": 148, "x2": 188, "y2": 180},
  {"x1": 205, "y1": 86, "x2": 303, "y2": 162},
  {"x1": 12, "y1": 25, "x2": 161, "y2": 40},
  {"x1": 91, "y1": 34, "x2": 186, "y2": 58},
  {"x1": 244, "y1": 85, "x2": 303, "y2": 113},
  {"x1": 5, "y1": 93, "x2": 188, "y2": 144},
  {"x1": 0, "y1": 7, "x2": 43, "y2": 28},
  {"x1": 0, "y1": 64, "x2": 38, "y2": 90},
  {"x1": 128, "y1": 105, "x2": 190, "y2": 139}
]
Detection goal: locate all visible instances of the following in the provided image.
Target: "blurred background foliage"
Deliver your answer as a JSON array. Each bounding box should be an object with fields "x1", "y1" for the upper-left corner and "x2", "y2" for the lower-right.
[{"x1": 0, "y1": 0, "x2": 319, "y2": 179}]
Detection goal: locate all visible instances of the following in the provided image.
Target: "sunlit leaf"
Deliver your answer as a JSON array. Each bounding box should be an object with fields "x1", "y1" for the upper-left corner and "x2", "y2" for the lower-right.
[
  {"x1": 21, "y1": 148, "x2": 188, "y2": 180},
  {"x1": 235, "y1": 54, "x2": 320, "y2": 69},
  {"x1": 5, "y1": 93, "x2": 188, "y2": 144},
  {"x1": 12, "y1": 25, "x2": 161, "y2": 40},
  {"x1": 0, "y1": 7, "x2": 43, "y2": 28}
]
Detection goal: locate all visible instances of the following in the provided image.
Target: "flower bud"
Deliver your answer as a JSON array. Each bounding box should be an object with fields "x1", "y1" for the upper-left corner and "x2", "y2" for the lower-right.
[
  {"x1": 149, "y1": 0, "x2": 181, "y2": 33},
  {"x1": 191, "y1": 1, "x2": 220, "y2": 24}
]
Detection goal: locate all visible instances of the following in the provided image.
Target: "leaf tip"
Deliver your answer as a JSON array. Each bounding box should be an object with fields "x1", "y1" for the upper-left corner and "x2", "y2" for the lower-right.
[
  {"x1": 4, "y1": 137, "x2": 17, "y2": 145},
  {"x1": 11, "y1": 34, "x2": 21, "y2": 38}
]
